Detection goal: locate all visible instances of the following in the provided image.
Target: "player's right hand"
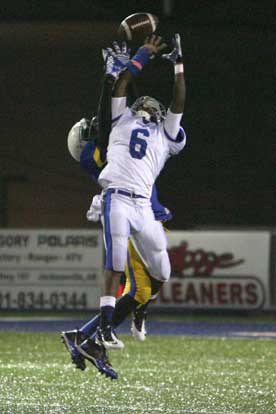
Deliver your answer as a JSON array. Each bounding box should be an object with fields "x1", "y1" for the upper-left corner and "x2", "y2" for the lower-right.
[
  {"x1": 143, "y1": 34, "x2": 167, "y2": 55},
  {"x1": 102, "y1": 41, "x2": 131, "y2": 78},
  {"x1": 86, "y1": 194, "x2": 102, "y2": 222}
]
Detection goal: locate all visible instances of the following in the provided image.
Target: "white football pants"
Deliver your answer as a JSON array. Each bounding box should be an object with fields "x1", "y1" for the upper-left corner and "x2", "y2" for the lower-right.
[{"x1": 102, "y1": 189, "x2": 171, "y2": 282}]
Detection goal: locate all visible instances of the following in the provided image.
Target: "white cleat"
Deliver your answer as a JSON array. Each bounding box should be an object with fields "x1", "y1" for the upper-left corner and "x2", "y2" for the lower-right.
[
  {"x1": 131, "y1": 310, "x2": 147, "y2": 341},
  {"x1": 96, "y1": 326, "x2": 124, "y2": 350}
]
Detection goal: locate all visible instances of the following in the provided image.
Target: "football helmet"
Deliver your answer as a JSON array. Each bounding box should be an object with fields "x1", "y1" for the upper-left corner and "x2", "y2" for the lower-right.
[
  {"x1": 131, "y1": 96, "x2": 166, "y2": 123},
  {"x1": 67, "y1": 116, "x2": 98, "y2": 161}
]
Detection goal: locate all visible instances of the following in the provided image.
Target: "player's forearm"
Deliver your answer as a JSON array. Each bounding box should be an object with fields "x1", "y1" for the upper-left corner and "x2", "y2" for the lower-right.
[
  {"x1": 113, "y1": 42, "x2": 154, "y2": 97},
  {"x1": 170, "y1": 64, "x2": 186, "y2": 114},
  {"x1": 127, "y1": 79, "x2": 139, "y2": 102},
  {"x1": 97, "y1": 74, "x2": 116, "y2": 148},
  {"x1": 113, "y1": 70, "x2": 133, "y2": 97}
]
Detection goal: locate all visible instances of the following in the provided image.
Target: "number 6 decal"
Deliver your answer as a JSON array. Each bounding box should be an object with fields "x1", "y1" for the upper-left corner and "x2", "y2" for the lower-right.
[{"x1": 129, "y1": 128, "x2": 149, "y2": 159}]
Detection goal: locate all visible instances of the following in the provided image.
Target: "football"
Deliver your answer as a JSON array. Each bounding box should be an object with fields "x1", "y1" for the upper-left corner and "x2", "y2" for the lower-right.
[{"x1": 118, "y1": 13, "x2": 159, "y2": 42}]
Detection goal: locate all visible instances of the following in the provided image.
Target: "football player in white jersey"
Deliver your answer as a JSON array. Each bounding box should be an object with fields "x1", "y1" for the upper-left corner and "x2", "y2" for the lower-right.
[
  {"x1": 96, "y1": 34, "x2": 187, "y2": 350},
  {"x1": 62, "y1": 42, "x2": 175, "y2": 379}
]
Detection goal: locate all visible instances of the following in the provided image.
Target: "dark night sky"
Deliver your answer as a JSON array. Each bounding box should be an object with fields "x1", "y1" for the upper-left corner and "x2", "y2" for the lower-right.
[{"x1": 0, "y1": 1, "x2": 275, "y2": 228}]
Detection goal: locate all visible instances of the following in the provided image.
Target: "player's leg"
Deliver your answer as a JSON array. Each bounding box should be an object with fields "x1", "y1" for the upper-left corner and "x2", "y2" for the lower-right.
[
  {"x1": 132, "y1": 211, "x2": 171, "y2": 283},
  {"x1": 123, "y1": 239, "x2": 157, "y2": 341},
  {"x1": 131, "y1": 276, "x2": 164, "y2": 341},
  {"x1": 97, "y1": 236, "x2": 165, "y2": 342},
  {"x1": 61, "y1": 295, "x2": 138, "y2": 375},
  {"x1": 66, "y1": 191, "x2": 132, "y2": 371},
  {"x1": 62, "y1": 293, "x2": 136, "y2": 377},
  {"x1": 77, "y1": 238, "x2": 152, "y2": 345},
  {"x1": 98, "y1": 190, "x2": 131, "y2": 349},
  {"x1": 61, "y1": 241, "x2": 148, "y2": 366},
  {"x1": 77, "y1": 236, "x2": 152, "y2": 338},
  {"x1": 61, "y1": 219, "x2": 161, "y2": 369},
  {"x1": 79, "y1": 292, "x2": 139, "y2": 338},
  {"x1": 67, "y1": 239, "x2": 153, "y2": 361},
  {"x1": 129, "y1": 216, "x2": 170, "y2": 339},
  {"x1": 131, "y1": 303, "x2": 148, "y2": 340},
  {"x1": 66, "y1": 285, "x2": 137, "y2": 342}
]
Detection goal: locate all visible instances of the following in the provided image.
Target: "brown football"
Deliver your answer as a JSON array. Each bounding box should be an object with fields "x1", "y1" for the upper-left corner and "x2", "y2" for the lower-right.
[{"x1": 118, "y1": 13, "x2": 159, "y2": 42}]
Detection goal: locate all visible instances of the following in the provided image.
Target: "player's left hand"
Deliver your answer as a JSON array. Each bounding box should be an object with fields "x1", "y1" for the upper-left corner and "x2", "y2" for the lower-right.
[
  {"x1": 161, "y1": 33, "x2": 183, "y2": 64},
  {"x1": 102, "y1": 41, "x2": 131, "y2": 78}
]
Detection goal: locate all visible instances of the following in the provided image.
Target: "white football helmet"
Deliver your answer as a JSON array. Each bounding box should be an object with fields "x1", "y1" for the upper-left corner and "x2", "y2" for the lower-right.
[
  {"x1": 67, "y1": 117, "x2": 97, "y2": 161},
  {"x1": 131, "y1": 96, "x2": 166, "y2": 123}
]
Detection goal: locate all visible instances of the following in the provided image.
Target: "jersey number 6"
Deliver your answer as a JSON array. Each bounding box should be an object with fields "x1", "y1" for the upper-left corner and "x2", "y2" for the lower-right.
[{"x1": 129, "y1": 128, "x2": 149, "y2": 159}]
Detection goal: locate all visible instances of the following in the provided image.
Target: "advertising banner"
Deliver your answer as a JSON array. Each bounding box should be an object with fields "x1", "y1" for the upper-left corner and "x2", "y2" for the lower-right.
[
  {"x1": 153, "y1": 231, "x2": 271, "y2": 309},
  {"x1": 0, "y1": 229, "x2": 271, "y2": 310},
  {"x1": 0, "y1": 229, "x2": 103, "y2": 310}
]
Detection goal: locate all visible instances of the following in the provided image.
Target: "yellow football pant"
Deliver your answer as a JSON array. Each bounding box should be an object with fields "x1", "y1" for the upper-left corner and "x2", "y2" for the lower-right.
[{"x1": 123, "y1": 239, "x2": 152, "y2": 305}]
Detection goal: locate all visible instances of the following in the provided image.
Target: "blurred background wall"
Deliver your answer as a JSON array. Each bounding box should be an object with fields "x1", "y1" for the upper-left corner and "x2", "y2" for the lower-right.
[{"x1": 1, "y1": 0, "x2": 275, "y2": 229}]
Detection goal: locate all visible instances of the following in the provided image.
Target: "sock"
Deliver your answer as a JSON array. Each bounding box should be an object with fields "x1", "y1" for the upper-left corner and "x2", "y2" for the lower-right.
[
  {"x1": 135, "y1": 302, "x2": 149, "y2": 314},
  {"x1": 82, "y1": 295, "x2": 139, "y2": 340},
  {"x1": 150, "y1": 277, "x2": 164, "y2": 296},
  {"x1": 100, "y1": 296, "x2": 116, "y2": 327},
  {"x1": 112, "y1": 294, "x2": 139, "y2": 327},
  {"x1": 79, "y1": 314, "x2": 100, "y2": 338}
]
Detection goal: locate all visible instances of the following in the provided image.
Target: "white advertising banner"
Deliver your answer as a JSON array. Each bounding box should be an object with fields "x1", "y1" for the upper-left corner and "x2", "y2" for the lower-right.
[
  {"x1": 0, "y1": 229, "x2": 104, "y2": 310},
  {"x1": 153, "y1": 231, "x2": 271, "y2": 309},
  {"x1": 0, "y1": 229, "x2": 271, "y2": 311}
]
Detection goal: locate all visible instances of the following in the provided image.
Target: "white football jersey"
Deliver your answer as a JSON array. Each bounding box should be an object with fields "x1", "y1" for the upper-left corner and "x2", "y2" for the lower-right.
[{"x1": 98, "y1": 107, "x2": 186, "y2": 198}]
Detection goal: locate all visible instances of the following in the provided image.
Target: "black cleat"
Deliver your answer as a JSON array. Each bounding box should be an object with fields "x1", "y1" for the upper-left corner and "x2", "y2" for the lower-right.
[
  {"x1": 131, "y1": 308, "x2": 147, "y2": 341},
  {"x1": 95, "y1": 325, "x2": 124, "y2": 350},
  {"x1": 77, "y1": 339, "x2": 118, "y2": 380},
  {"x1": 61, "y1": 330, "x2": 87, "y2": 371}
]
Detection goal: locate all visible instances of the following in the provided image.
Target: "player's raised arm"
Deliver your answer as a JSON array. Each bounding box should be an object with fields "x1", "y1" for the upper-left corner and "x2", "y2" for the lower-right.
[
  {"x1": 162, "y1": 33, "x2": 186, "y2": 114},
  {"x1": 96, "y1": 73, "x2": 116, "y2": 149},
  {"x1": 113, "y1": 35, "x2": 167, "y2": 98},
  {"x1": 97, "y1": 43, "x2": 128, "y2": 147},
  {"x1": 161, "y1": 34, "x2": 187, "y2": 152},
  {"x1": 98, "y1": 42, "x2": 131, "y2": 136}
]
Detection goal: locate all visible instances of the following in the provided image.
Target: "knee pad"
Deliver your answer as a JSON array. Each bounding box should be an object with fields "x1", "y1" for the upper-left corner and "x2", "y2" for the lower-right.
[{"x1": 149, "y1": 250, "x2": 171, "y2": 282}]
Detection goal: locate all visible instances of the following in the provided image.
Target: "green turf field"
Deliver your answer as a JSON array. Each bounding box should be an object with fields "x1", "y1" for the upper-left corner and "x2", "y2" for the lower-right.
[
  {"x1": 0, "y1": 332, "x2": 276, "y2": 414},
  {"x1": 1, "y1": 332, "x2": 276, "y2": 414}
]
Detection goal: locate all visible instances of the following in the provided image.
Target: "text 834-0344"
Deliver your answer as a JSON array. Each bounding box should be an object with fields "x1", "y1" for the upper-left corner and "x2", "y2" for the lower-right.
[{"x1": 0, "y1": 291, "x2": 87, "y2": 310}]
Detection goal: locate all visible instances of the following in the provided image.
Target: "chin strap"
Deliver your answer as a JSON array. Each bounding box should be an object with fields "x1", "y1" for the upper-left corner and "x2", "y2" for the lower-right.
[{"x1": 136, "y1": 110, "x2": 151, "y2": 120}]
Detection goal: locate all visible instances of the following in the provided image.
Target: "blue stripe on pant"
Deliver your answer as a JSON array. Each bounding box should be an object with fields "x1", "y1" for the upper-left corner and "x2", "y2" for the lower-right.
[{"x1": 103, "y1": 191, "x2": 113, "y2": 269}]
